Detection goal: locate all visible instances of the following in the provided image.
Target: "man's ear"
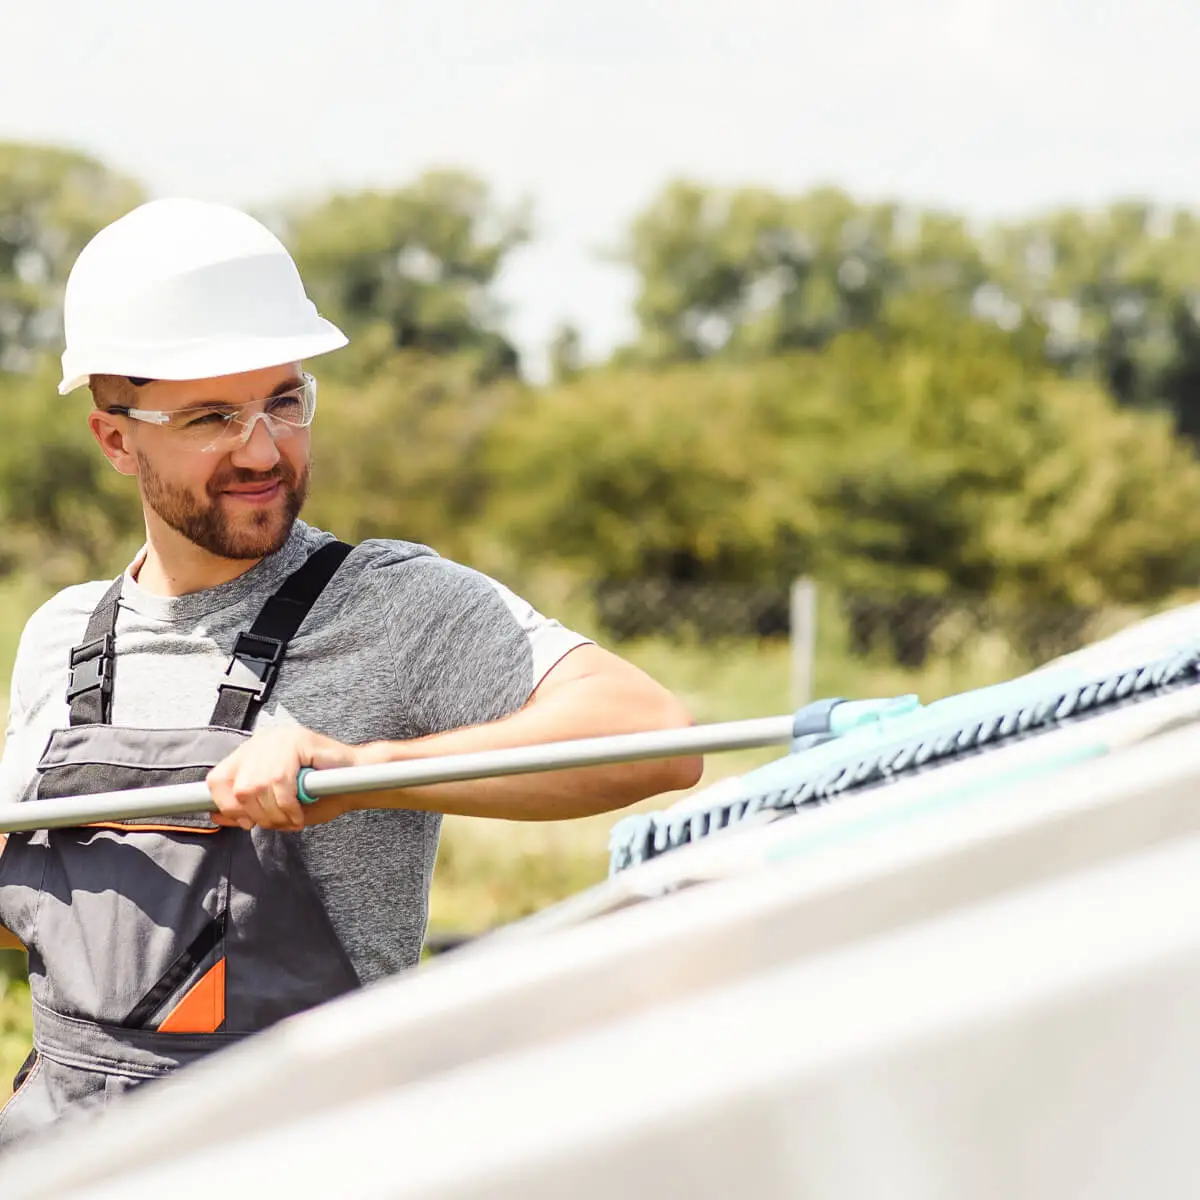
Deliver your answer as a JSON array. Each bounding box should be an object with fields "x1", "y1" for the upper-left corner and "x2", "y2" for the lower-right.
[{"x1": 87, "y1": 411, "x2": 139, "y2": 477}]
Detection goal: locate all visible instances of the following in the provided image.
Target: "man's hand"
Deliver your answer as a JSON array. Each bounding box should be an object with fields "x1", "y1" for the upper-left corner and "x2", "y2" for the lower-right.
[{"x1": 206, "y1": 727, "x2": 362, "y2": 832}]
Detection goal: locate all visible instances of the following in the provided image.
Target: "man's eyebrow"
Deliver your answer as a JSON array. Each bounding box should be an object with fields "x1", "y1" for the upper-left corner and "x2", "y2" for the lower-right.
[
  {"x1": 268, "y1": 376, "x2": 304, "y2": 397},
  {"x1": 165, "y1": 378, "x2": 304, "y2": 413}
]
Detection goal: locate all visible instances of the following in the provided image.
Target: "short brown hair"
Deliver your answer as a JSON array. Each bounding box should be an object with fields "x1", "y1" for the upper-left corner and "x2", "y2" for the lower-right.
[{"x1": 88, "y1": 375, "x2": 146, "y2": 411}]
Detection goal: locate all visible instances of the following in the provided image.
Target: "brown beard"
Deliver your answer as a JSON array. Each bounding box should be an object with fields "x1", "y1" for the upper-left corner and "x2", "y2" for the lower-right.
[{"x1": 137, "y1": 453, "x2": 310, "y2": 561}]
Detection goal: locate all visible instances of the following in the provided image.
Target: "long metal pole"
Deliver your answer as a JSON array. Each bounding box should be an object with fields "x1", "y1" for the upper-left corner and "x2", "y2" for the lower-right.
[{"x1": 0, "y1": 715, "x2": 797, "y2": 834}]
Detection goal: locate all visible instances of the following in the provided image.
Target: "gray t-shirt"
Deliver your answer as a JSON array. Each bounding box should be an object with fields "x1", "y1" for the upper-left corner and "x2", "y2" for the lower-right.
[{"x1": 0, "y1": 521, "x2": 589, "y2": 984}]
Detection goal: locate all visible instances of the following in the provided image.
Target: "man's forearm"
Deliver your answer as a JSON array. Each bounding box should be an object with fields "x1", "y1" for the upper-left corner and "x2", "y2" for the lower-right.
[
  {"x1": 342, "y1": 673, "x2": 702, "y2": 821},
  {"x1": 205, "y1": 645, "x2": 704, "y2": 830}
]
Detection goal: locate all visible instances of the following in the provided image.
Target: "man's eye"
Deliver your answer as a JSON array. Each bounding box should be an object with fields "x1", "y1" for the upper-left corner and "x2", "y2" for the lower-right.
[
  {"x1": 266, "y1": 394, "x2": 303, "y2": 419},
  {"x1": 181, "y1": 411, "x2": 233, "y2": 429}
]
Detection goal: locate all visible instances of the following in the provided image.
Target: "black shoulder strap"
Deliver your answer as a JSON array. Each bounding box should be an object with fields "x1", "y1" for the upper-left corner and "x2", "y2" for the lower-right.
[
  {"x1": 209, "y1": 540, "x2": 354, "y2": 731},
  {"x1": 67, "y1": 576, "x2": 124, "y2": 726}
]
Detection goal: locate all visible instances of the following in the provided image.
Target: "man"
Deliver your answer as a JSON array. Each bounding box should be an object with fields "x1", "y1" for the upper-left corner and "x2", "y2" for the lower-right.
[{"x1": 0, "y1": 198, "x2": 700, "y2": 1144}]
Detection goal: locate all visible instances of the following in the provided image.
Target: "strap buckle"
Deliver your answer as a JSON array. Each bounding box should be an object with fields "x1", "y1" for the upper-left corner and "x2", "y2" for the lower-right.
[
  {"x1": 222, "y1": 632, "x2": 286, "y2": 703},
  {"x1": 67, "y1": 635, "x2": 115, "y2": 703}
]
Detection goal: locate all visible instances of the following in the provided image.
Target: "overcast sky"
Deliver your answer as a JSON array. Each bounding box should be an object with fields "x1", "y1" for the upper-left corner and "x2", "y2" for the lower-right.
[{"x1": 4, "y1": 0, "x2": 1198, "y2": 378}]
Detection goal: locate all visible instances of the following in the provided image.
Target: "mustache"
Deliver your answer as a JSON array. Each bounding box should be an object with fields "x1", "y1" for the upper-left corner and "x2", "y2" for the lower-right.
[{"x1": 207, "y1": 463, "x2": 297, "y2": 494}]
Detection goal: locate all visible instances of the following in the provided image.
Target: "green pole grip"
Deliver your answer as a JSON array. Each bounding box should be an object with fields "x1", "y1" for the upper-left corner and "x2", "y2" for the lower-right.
[{"x1": 296, "y1": 767, "x2": 318, "y2": 805}]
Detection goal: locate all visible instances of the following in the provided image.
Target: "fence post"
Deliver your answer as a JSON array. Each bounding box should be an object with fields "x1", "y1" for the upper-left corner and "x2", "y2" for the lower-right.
[{"x1": 790, "y1": 577, "x2": 817, "y2": 707}]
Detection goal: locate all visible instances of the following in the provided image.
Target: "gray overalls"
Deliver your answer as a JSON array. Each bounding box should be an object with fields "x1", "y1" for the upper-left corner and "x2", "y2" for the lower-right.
[{"x1": 0, "y1": 542, "x2": 361, "y2": 1147}]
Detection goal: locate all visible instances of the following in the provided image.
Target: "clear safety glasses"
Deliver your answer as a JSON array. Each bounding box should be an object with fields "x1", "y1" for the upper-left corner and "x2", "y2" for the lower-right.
[{"x1": 107, "y1": 373, "x2": 318, "y2": 454}]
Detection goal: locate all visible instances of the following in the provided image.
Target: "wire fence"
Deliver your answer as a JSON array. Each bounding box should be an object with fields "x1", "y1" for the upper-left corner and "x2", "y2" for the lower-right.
[
  {"x1": 832, "y1": 590, "x2": 1109, "y2": 669},
  {"x1": 542, "y1": 576, "x2": 1176, "y2": 687}
]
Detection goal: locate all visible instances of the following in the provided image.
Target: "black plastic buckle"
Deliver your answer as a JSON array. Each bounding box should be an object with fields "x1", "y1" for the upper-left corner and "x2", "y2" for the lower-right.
[
  {"x1": 67, "y1": 635, "x2": 114, "y2": 702},
  {"x1": 223, "y1": 632, "x2": 286, "y2": 702}
]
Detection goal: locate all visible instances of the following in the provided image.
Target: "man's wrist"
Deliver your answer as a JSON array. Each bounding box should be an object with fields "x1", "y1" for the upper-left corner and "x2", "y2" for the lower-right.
[{"x1": 354, "y1": 740, "x2": 399, "y2": 769}]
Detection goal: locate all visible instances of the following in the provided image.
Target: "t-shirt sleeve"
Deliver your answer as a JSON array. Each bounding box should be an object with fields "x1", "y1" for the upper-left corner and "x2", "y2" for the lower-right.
[
  {"x1": 364, "y1": 554, "x2": 592, "y2": 736},
  {"x1": 0, "y1": 611, "x2": 43, "y2": 810},
  {"x1": 474, "y1": 576, "x2": 593, "y2": 688}
]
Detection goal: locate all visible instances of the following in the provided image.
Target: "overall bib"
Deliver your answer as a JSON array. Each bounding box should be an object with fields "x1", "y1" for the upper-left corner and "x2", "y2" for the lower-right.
[{"x1": 0, "y1": 541, "x2": 362, "y2": 1148}]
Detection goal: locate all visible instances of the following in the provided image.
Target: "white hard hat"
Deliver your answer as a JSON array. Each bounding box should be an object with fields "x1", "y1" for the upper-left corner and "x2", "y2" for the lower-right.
[{"x1": 58, "y1": 198, "x2": 347, "y2": 395}]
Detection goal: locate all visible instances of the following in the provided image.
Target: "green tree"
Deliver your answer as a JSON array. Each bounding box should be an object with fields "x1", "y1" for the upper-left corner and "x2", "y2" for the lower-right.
[
  {"x1": 487, "y1": 316, "x2": 1200, "y2": 647},
  {"x1": 1159, "y1": 296, "x2": 1200, "y2": 443},
  {"x1": 620, "y1": 181, "x2": 988, "y2": 364},
  {"x1": 618, "y1": 183, "x2": 1200, "y2": 441},
  {"x1": 808, "y1": 323, "x2": 1200, "y2": 609},
  {"x1": 0, "y1": 142, "x2": 144, "y2": 372},
  {"x1": 986, "y1": 204, "x2": 1200, "y2": 412},
  {"x1": 485, "y1": 357, "x2": 825, "y2": 590},
  {"x1": 284, "y1": 172, "x2": 530, "y2": 380}
]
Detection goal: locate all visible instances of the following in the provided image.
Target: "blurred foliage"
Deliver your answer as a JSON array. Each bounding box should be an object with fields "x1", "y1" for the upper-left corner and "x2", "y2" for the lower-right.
[
  {"x1": 283, "y1": 171, "x2": 529, "y2": 380},
  {"x1": 0, "y1": 357, "x2": 142, "y2": 584},
  {"x1": 305, "y1": 348, "x2": 521, "y2": 561},
  {"x1": 620, "y1": 181, "x2": 1200, "y2": 449},
  {"x1": 0, "y1": 952, "x2": 30, "y2": 1099},
  {"x1": 484, "y1": 356, "x2": 822, "y2": 586},
  {"x1": 0, "y1": 143, "x2": 1197, "y2": 655},
  {"x1": 487, "y1": 312, "x2": 1200, "y2": 629},
  {"x1": 984, "y1": 203, "x2": 1200, "y2": 410},
  {"x1": 807, "y1": 319, "x2": 1200, "y2": 608},
  {"x1": 0, "y1": 142, "x2": 144, "y2": 372},
  {"x1": 548, "y1": 322, "x2": 584, "y2": 384},
  {"x1": 621, "y1": 182, "x2": 990, "y2": 362}
]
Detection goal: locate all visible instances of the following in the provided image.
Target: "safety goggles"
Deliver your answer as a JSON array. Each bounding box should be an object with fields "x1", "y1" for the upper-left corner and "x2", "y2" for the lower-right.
[{"x1": 107, "y1": 373, "x2": 318, "y2": 454}]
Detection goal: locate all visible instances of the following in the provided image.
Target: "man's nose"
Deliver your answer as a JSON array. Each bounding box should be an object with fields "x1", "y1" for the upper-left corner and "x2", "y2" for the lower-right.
[{"x1": 228, "y1": 413, "x2": 281, "y2": 471}]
